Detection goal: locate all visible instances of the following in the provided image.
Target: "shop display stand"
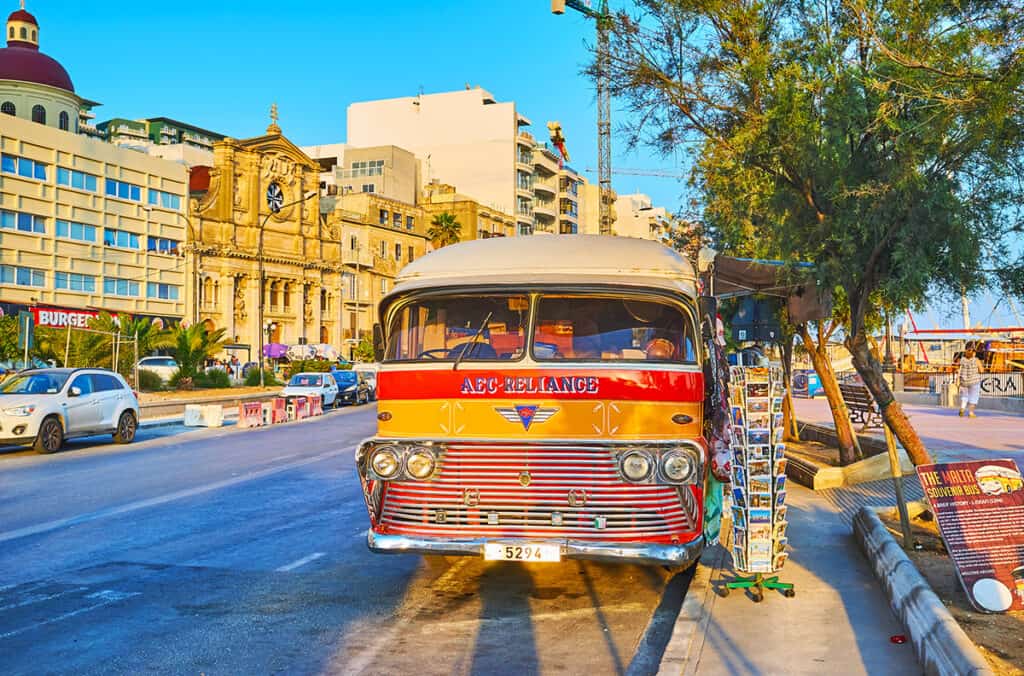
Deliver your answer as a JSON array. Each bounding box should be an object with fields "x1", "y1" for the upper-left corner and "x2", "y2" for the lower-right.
[{"x1": 722, "y1": 365, "x2": 796, "y2": 602}]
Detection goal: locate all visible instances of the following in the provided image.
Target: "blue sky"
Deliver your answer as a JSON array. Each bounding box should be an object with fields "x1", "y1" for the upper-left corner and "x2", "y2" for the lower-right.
[
  {"x1": 28, "y1": 0, "x2": 1018, "y2": 330},
  {"x1": 33, "y1": 0, "x2": 687, "y2": 209}
]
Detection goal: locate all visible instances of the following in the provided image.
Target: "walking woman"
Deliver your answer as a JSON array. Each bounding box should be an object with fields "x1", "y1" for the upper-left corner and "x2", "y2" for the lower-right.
[{"x1": 958, "y1": 346, "x2": 984, "y2": 418}]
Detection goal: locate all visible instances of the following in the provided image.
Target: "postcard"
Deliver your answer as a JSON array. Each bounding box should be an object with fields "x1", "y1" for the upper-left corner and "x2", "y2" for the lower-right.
[
  {"x1": 775, "y1": 505, "x2": 788, "y2": 523},
  {"x1": 733, "y1": 528, "x2": 746, "y2": 549},
  {"x1": 747, "y1": 445, "x2": 770, "y2": 461},
  {"x1": 748, "y1": 414, "x2": 770, "y2": 429},
  {"x1": 732, "y1": 488, "x2": 746, "y2": 508},
  {"x1": 775, "y1": 475, "x2": 787, "y2": 493},
  {"x1": 749, "y1": 507, "x2": 772, "y2": 523},
  {"x1": 773, "y1": 428, "x2": 784, "y2": 443},
  {"x1": 749, "y1": 492, "x2": 772, "y2": 509},
  {"x1": 773, "y1": 413, "x2": 784, "y2": 429},
  {"x1": 774, "y1": 444, "x2": 786, "y2": 460},
  {"x1": 775, "y1": 537, "x2": 788, "y2": 554},
  {"x1": 772, "y1": 552, "x2": 789, "y2": 570},
  {"x1": 749, "y1": 541, "x2": 771, "y2": 556},
  {"x1": 732, "y1": 506, "x2": 746, "y2": 529},
  {"x1": 732, "y1": 546, "x2": 747, "y2": 570},
  {"x1": 771, "y1": 397, "x2": 784, "y2": 413},
  {"x1": 749, "y1": 524, "x2": 771, "y2": 541},
  {"x1": 731, "y1": 406, "x2": 745, "y2": 427},
  {"x1": 748, "y1": 429, "x2": 770, "y2": 446},
  {"x1": 732, "y1": 448, "x2": 746, "y2": 467},
  {"x1": 774, "y1": 522, "x2": 788, "y2": 539},
  {"x1": 749, "y1": 478, "x2": 771, "y2": 494},
  {"x1": 748, "y1": 460, "x2": 770, "y2": 476},
  {"x1": 746, "y1": 383, "x2": 769, "y2": 398},
  {"x1": 775, "y1": 490, "x2": 787, "y2": 508},
  {"x1": 732, "y1": 465, "x2": 745, "y2": 486},
  {"x1": 747, "y1": 397, "x2": 769, "y2": 413},
  {"x1": 746, "y1": 367, "x2": 770, "y2": 383},
  {"x1": 749, "y1": 554, "x2": 773, "y2": 573}
]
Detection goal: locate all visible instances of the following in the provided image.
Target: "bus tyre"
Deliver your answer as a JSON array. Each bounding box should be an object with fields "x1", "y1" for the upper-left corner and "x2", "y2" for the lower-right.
[
  {"x1": 113, "y1": 411, "x2": 137, "y2": 444},
  {"x1": 34, "y1": 416, "x2": 63, "y2": 454}
]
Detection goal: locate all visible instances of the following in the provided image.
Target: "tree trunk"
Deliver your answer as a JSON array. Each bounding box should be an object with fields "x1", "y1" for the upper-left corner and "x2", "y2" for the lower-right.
[
  {"x1": 846, "y1": 331, "x2": 933, "y2": 466},
  {"x1": 779, "y1": 333, "x2": 800, "y2": 441},
  {"x1": 799, "y1": 326, "x2": 861, "y2": 465}
]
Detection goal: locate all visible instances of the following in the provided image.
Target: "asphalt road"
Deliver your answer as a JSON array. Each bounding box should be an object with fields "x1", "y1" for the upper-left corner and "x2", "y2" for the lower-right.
[{"x1": 0, "y1": 405, "x2": 689, "y2": 675}]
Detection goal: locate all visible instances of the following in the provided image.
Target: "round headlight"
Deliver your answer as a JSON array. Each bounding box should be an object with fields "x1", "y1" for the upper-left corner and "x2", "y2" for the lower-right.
[
  {"x1": 661, "y1": 451, "x2": 693, "y2": 482},
  {"x1": 621, "y1": 451, "x2": 653, "y2": 482},
  {"x1": 406, "y1": 449, "x2": 436, "y2": 479},
  {"x1": 371, "y1": 447, "x2": 401, "y2": 479}
]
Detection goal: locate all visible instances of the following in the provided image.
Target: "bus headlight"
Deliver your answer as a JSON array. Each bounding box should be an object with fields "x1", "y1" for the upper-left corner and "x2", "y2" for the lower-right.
[
  {"x1": 370, "y1": 447, "x2": 401, "y2": 479},
  {"x1": 661, "y1": 450, "x2": 694, "y2": 483},
  {"x1": 620, "y1": 451, "x2": 653, "y2": 482},
  {"x1": 406, "y1": 448, "x2": 436, "y2": 479}
]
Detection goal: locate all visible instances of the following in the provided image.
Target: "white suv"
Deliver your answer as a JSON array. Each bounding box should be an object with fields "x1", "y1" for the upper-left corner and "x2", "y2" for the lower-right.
[{"x1": 0, "y1": 368, "x2": 141, "y2": 454}]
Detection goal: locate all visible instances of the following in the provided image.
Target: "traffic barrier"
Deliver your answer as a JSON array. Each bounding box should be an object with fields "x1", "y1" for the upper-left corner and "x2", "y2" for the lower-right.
[
  {"x1": 309, "y1": 395, "x2": 323, "y2": 417},
  {"x1": 184, "y1": 404, "x2": 224, "y2": 428},
  {"x1": 294, "y1": 396, "x2": 309, "y2": 420},
  {"x1": 271, "y1": 397, "x2": 287, "y2": 424},
  {"x1": 238, "y1": 401, "x2": 263, "y2": 428}
]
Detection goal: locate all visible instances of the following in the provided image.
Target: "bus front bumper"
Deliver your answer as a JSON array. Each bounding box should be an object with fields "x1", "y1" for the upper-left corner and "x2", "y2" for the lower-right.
[{"x1": 367, "y1": 531, "x2": 705, "y2": 568}]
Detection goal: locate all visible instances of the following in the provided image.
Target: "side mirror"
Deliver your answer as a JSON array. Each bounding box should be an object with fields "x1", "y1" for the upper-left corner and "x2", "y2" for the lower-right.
[
  {"x1": 372, "y1": 323, "x2": 385, "y2": 362},
  {"x1": 69, "y1": 386, "x2": 82, "y2": 397}
]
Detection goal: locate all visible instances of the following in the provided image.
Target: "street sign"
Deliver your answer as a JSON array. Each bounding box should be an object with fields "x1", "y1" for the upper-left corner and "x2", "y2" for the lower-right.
[
  {"x1": 917, "y1": 459, "x2": 1024, "y2": 612},
  {"x1": 16, "y1": 310, "x2": 33, "y2": 350}
]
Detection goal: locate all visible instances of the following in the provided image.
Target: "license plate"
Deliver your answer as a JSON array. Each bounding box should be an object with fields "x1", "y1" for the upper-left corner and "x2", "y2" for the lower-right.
[{"x1": 484, "y1": 543, "x2": 561, "y2": 562}]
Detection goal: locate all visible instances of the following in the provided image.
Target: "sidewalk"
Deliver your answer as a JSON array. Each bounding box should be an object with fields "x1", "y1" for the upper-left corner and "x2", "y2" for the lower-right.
[
  {"x1": 794, "y1": 397, "x2": 1024, "y2": 466},
  {"x1": 682, "y1": 483, "x2": 920, "y2": 675}
]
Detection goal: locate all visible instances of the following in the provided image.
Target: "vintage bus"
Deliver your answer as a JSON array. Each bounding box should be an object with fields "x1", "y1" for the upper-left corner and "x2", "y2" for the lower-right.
[{"x1": 356, "y1": 236, "x2": 711, "y2": 567}]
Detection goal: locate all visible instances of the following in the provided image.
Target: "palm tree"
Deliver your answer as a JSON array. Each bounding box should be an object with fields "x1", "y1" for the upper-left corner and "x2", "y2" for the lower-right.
[
  {"x1": 75, "y1": 313, "x2": 174, "y2": 375},
  {"x1": 427, "y1": 211, "x2": 462, "y2": 248},
  {"x1": 168, "y1": 323, "x2": 228, "y2": 379}
]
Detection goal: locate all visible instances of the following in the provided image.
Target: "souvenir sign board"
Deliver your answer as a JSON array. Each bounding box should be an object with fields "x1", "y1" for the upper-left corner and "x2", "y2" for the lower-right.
[
  {"x1": 729, "y1": 366, "x2": 789, "y2": 573},
  {"x1": 916, "y1": 459, "x2": 1024, "y2": 612}
]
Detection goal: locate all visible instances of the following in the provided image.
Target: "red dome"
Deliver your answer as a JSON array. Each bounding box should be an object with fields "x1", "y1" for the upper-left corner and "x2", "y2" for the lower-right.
[
  {"x1": 7, "y1": 8, "x2": 37, "y2": 25},
  {"x1": 0, "y1": 45, "x2": 73, "y2": 92}
]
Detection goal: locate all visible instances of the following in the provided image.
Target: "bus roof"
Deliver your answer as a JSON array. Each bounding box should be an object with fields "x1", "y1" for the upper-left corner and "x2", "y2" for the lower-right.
[{"x1": 389, "y1": 235, "x2": 698, "y2": 298}]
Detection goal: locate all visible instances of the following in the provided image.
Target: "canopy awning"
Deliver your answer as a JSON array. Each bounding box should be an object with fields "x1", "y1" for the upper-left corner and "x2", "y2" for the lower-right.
[{"x1": 707, "y1": 255, "x2": 831, "y2": 323}]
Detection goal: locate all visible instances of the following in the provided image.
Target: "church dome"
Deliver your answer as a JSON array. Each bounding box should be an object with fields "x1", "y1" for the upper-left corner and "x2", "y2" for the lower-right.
[{"x1": 0, "y1": 2, "x2": 74, "y2": 92}]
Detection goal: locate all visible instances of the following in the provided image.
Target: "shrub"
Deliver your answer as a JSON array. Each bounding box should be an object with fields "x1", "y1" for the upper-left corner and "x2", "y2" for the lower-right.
[
  {"x1": 287, "y1": 359, "x2": 332, "y2": 375},
  {"x1": 137, "y1": 369, "x2": 164, "y2": 392},
  {"x1": 200, "y1": 369, "x2": 231, "y2": 389},
  {"x1": 169, "y1": 369, "x2": 193, "y2": 390},
  {"x1": 245, "y1": 368, "x2": 280, "y2": 387}
]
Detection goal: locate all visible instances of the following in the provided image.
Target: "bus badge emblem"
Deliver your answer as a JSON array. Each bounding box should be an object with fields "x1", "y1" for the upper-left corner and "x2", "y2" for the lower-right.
[
  {"x1": 463, "y1": 488, "x2": 480, "y2": 507},
  {"x1": 495, "y1": 405, "x2": 559, "y2": 431},
  {"x1": 519, "y1": 471, "x2": 532, "y2": 487}
]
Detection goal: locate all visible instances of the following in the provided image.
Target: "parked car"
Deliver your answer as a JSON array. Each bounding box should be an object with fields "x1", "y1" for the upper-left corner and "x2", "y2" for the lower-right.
[
  {"x1": 137, "y1": 356, "x2": 179, "y2": 382},
  {"x1": 353, "y1": 363, "x2": 379, "y2": 400},
  {"x1": 331, "y1": 370, "x2": 371, "y2": 405},
  {"x1": 281, "y1": 372, "x2": 339, "y2": 408},
  {"x1": 0, "y1": 368, "x2": 140, "y2": 454}
]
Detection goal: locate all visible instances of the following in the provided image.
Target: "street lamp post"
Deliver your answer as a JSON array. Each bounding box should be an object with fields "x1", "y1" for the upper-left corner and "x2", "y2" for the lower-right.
[{"x1": 258, "y1": 186, "x2": 317, "y2": 386}]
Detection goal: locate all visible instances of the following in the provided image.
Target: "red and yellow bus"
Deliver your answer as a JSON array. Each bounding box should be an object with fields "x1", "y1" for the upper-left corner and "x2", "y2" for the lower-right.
[{"x1": 357, "y1": 236, "x2": 709, "y2": 567}]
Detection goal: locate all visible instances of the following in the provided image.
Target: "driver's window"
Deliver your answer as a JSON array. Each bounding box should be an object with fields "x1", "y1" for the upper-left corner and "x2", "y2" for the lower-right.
[
  {"x1": 387, "y1": 295, "x2": 529, "y2": 361},
  {"x1": 69, "y1": 374, "x2": 94, "y2": 395}
]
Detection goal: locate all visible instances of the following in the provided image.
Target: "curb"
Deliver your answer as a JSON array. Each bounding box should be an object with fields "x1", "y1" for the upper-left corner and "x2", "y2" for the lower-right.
[
  {"x1": 656, "y1": 542, "x2": 727, "y2": 676},
  {"x1": 852, "y1": 506, "x2": 994, "y2": 676}
]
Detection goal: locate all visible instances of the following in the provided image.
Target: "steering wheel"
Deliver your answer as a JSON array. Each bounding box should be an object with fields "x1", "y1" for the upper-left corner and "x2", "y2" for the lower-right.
[
  {"x1": 645, "y1": 338, "x2": 677, "y2": 360},
  {"x1": 416, "y1": 349, "x2": 450, "y2": 360}
]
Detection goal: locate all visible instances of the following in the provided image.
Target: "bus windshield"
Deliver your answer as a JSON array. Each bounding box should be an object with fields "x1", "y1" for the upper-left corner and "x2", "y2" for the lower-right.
[{"x1": 387, "y1": 295, "x2": 529, "y2": 361}]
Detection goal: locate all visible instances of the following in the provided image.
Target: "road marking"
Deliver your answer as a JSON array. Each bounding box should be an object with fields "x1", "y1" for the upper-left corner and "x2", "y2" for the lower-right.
[
  {"x1": 0, "y1": 589, "x2": 139, "y2": 640},
  {"x1": 275, "y1": 552, "x2": 325, "y2": 572},
  {"x1": 0, "y1": 586, "x2": 88, "y2": 612},
  {"x1": 0, "y1": 445, "x2": 355, "y2": 545}
]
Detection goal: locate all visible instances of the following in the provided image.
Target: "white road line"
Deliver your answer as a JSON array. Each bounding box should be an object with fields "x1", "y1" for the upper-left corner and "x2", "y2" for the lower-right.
[
  {"x1": 275, "y1": 552, "x2": 325, "y2": 572},
  {"x1": 0, "y1": 445, "x2": 354, "y2": 545},
  {"x1": 0, "y1": 590, "x2": 139, "y2": 640},
  {"x1": 0, "y1": 587, "x2": 88, "y2": 612}
]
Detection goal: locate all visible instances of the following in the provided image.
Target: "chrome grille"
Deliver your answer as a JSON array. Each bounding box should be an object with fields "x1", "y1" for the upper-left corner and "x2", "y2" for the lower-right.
[{"x1": 379, "y1": 443, "x2": 697, "y2": 542}]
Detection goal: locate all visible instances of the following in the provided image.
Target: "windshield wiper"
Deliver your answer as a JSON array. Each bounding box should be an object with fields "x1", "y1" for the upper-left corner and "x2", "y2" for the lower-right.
[{"x1": 453, "y1": 311, "x2": 493, "y2": 371}]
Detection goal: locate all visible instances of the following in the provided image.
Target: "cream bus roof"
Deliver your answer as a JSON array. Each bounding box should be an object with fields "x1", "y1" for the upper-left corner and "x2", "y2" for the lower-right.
[{"x1": 390, "y1": 235, "x2": 698, "y2": 298}]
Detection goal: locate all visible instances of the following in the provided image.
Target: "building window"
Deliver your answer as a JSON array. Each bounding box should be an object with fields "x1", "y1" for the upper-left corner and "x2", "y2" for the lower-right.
[
  {"x1": 147, "y1": 188, "x2": 182, "y2": 210},
  {"x1": 406, "y1": 215, "x2": 414, "y2": 230},
  {"x1": 0, "y1": 264, "x2": 44, "y2": 288},
  {"x1": 105, "y1": 178, "x2": 142, "y2": 202},
  {"x1": 103, "y1": 228, "x2": 141, "y2": 249},
  {"x1": 380, "y1": 278, "x2": 388, "y2": 295},
  {"x1": 408, "y1": 245, "x2": 414, "y2": 262},
  {"x1": 57, "y1": 167, "x2": 98, "y2": 191},
  {"x1": 103, "y1": 277, "x2": 140, "y2": 297},
  {"x1": 147, "y1": 236, "x2": 180, "y2": 255},
  {"x1": 55, "y1": 272, "x2": 96, "y2": 292},
  {"x1": 321, "y1": 288, "x2": 329, "y2": 313},
  {"x1": 351, "y1": 159, "x2": 384, "y2": 177},
  {"x1": 2, "y1": 153, "x2": 47, "y2": 180},
  {"x1": 58, "y1": 111, "x2": 69, "y2": 131},
  {"x1": 362, "y1": 184, "x2": 375, "y2": 193},
  {"x1": 31, "y1": 29, "x2": 35, "y2": 41},
  {"x1": 282, "y1": 283, "x2": 290, "y2": 310},
  {"x1": 1, "y1": 210, "x2": 45, "y2": 234},
  {"x1": 395, "y1": 243, "x2": 402, "y2": 261},
  {"x1": 0, "y1": 101, "x2": 13, "y2": 116},
  {"x1": 19, "y1": 26, "x2": 26, "y2": 40},
  {"x1": 560, "y1": 223, "x2": 578, "y2": 234},
  {"x1": 146, "y1": 282, "x2": 180, "y2": 300},
  {"x1": 349, "y1": 235, "x2": 358, "y2": 250},
  {"x1": 31, "y1": 104, "x2": 45, "y2": 124},
  {"x1": 392, "y1": 212, "x2": 402, "y2": 229},
  {"x1": 379, "y1": 240, "x2": 386, "y2": 258},
  {"x1": 7, "y1": 26, "x2": 11, "y2": 38},
  {"x1": 378, "y1": 209, "x2": 388, "y2": 225},
  {"x1": 56, "y1": 219, "x2": 97, "y2": 242}
]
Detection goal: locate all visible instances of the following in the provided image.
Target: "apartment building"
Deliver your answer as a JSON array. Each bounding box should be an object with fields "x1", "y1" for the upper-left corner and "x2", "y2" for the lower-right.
[
  {"x1": 422, "y1": 182, "x2": 516, "y2": 240},
  {"x1": 613, "y1": 192, "x2": 681, "y2": 242},
  {"x1": 305, "y1": 143, "x2": 421, "y2": 205}
]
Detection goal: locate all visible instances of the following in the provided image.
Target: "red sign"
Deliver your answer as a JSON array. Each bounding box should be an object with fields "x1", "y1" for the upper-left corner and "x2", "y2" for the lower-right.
[
  {"x1": 31, "y1": 307, "x2": 115, "y2": 328},
  {"x1": 917, "y1": 459, "x2": 1024, "y2": 612}
]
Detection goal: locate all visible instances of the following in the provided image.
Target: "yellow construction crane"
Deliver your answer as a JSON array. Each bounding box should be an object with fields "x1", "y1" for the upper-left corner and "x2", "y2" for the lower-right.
[{"x1": 552, "y1": 0, "x2": 613, "y2": 235}]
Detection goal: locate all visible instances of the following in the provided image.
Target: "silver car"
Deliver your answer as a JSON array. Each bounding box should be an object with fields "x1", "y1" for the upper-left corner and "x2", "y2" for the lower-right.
[{"x1": 0, "y1": 368, "x2": 141, "y2": 454}]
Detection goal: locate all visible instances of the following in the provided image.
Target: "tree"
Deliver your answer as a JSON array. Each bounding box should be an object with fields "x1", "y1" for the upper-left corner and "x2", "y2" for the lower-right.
[
  {"x1": 600, "y1": 1, "x2": 1024, "y2": 465},
  {"x1": 354, "y1": 338, "x2": 375, "y2": 363},
  {"x1": 167, "y1": 323, "x2": 228, "y2": 381},
  {"x1": 427, "y1": 212, "x2": 462, "y2": 248},
  {"x1": 0, "y1": 316, "x2": 21, "y2": 361}
]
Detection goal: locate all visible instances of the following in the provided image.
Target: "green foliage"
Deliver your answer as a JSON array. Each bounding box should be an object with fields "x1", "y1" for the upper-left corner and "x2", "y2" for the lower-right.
[
  {"x1": 353, "y1": 338, "x2": 375, "y2": 363},
  {"x1": 427, "y1": 211, "x2": 462, "y2": 248},
  {"x1": 137, "y1": 369, "x2": 164, "y2": 392},
  {"x1": 288, "y1": 359, "x2": 332, "y2": 375},
  {"x1": 167, "y1": 323, "x2": 228, "y2": 380},
  {"x1": 244, "y1": 368, "x2": 281, "y2": 387},
  {"x1": 0, "y1": 316, "x2": 24, "y2": 361},
  {"x1": 168, "y1": 370, "x2": 193, "y2": 390},
  {"x1": 74, "y1": 313, "x2": 175, "y2": 377},
  {"x1": 193, "y1": 369, "x2": 231, "y2": 389}
]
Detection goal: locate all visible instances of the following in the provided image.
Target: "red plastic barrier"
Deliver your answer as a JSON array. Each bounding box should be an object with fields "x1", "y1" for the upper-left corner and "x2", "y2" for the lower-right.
[
  {"x1": 271, "y1": 397, "x2": 287, "y2": 424},
  {"x1": 238, "y1": 401, "x2": 263, "y2": 428},
  {"x1": 294, "y1": 396, "x2": 309, "y2": 420},
  {"x1": 309, "y1": 395, "x2": 323, "y2": 417}
]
